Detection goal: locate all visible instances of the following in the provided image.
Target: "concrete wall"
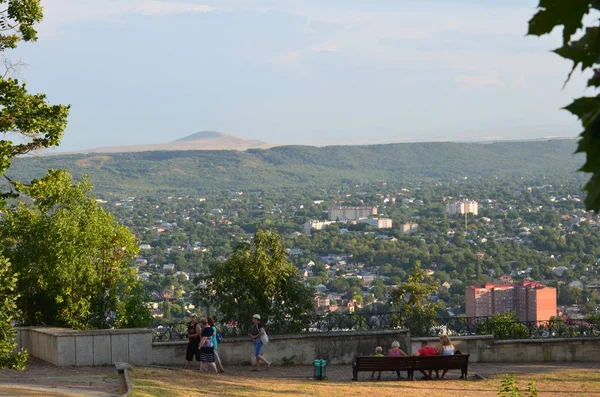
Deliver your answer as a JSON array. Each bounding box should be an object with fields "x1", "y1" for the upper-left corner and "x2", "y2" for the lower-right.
[
  {"x1": 152, "y1": 329, "x2": 411, "y2": 366},
  {"x1": 18, "y1": 326, "x2": 600, "y2": 366},
  {"x1": 16, "y1": 327, "x2": 153, "y2": 367},
  {"x1": 411, "y1": 336, "x2": 600, "y2": 363}
]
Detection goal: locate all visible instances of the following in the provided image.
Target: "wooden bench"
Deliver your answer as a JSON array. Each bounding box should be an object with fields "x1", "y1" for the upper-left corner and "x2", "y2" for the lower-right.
[
  {"x1": 412, "y1": 354, "x2": 470, "y2": 380},
  {"x1": 352, "y1": 356, "x2": 415, "y2": 381},
  {"x1": 352, "y1": 354, "x2": 470, "y2": 381}
]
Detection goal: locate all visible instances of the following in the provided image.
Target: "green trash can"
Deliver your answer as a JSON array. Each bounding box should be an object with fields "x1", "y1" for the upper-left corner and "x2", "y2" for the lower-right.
[{"x1": 313, "y1": 359, "x2": 327, "y2": 380}]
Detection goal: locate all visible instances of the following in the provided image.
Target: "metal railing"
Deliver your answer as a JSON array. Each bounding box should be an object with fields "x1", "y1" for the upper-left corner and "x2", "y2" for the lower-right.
[{"x1": 151, "y1": 312, "x2": 600, "y2": 342}]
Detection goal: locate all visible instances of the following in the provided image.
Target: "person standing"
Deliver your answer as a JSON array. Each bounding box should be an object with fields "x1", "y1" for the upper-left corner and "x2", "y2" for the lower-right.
[
  {"x1": 250, "y1": 314, "x2": 271, "y2": 371},
  {"x1": 207, "y1": 317, "x2": 225, "y2": 373},
  {"x1": 184, "y1": 314, "x2": 201, "y2": 369},
  {"x1": 199, "y1": 317, "x2": 218, "y2": 373}
]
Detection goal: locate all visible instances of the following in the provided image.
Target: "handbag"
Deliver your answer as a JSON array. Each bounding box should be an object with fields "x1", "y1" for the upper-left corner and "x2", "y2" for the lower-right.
[
  {"x1": 260, "y1": 331, "x2": 269, "y2": 345},
  {"x1": 217, "y1": 330, "x2": 224, "y2": 344}
]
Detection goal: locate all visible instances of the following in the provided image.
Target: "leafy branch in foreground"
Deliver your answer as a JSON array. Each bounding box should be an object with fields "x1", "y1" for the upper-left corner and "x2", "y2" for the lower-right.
[{"x1": 528, "y1": 1, "x2": 600, "y2": 211}]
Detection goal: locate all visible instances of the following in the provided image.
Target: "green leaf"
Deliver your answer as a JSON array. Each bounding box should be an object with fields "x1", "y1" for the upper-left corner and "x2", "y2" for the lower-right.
[
  {"x1": 527, "y1": 0, "x2": 591, "y2": 44},
  {"x1": 564, "y1": 96, "x2": 600, "y2": 127},
  {"x1": 554, "y1": 27, "x2": 600, "y2": 83},
  {"x1": 589, "y1": 69, "x2": 600, "y2": 87}
]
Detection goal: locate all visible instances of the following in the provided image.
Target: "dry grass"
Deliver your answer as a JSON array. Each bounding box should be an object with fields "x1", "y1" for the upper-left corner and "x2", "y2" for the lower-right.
[{"x1": 130, "y1": 367, "x2": 600, "y2": 397}]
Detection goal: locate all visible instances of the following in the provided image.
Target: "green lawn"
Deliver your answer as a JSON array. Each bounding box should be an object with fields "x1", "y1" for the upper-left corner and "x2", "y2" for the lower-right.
[{"x1": 130, "y1": 367, "x2": 600, "y2": 397}]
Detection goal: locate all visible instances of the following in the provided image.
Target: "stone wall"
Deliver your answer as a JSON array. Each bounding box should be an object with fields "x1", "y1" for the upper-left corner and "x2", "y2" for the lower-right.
[
  {"x1": 18, "y1": 326, "x2": 600, "y2": 366},
  {"x1": 16, "y1": 327, "x2": 153, "y2": 367},
  {"x1": 411, "y1": 336, "x2": 600, "y2": 362},
  {"x1": 152, "y1": 329, "x2": 412, "y2": 366}
]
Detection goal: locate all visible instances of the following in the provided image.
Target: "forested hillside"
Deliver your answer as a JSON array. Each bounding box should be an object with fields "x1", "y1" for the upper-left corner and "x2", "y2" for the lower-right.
[{"x1": 9, "y1": 139, "x2": 582, "y2": 196}]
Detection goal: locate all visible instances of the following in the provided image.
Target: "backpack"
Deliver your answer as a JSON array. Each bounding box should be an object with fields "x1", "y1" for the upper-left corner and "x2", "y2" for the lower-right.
[{"x1": 260, "y1": 330, "x2": 269, "y2": 345}]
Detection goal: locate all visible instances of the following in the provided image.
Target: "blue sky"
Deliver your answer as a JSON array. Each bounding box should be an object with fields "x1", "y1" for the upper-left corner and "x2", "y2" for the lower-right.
[{"x1": 12, "y1": 0, "x2": 592, "y2": 151}]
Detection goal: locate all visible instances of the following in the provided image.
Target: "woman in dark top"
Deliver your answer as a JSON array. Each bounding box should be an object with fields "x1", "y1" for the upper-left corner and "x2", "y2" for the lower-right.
[
  {"x1": 199, "y1": 317, "x2": 218, "y2": 373},
  {"x1": 250, "y1": 314, "x2": 271, "y2": 371},
  {"x1": 184, "y1": 314, "x2": 201, "y2": 369}
]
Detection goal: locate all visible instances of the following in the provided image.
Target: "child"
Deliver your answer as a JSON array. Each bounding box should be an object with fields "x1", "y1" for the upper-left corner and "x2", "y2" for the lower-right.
[
  {"x1": 388, "y1": 341, "x2": 407, "y2": 379},
  {"x1": 371, "y1": 346, "x2": 384, "y2": 380}
]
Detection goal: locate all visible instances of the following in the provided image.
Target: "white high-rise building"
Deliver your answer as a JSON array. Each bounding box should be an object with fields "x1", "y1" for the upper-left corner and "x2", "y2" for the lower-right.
[
  {"x1": 446, "y1": 200, "x2": 478, "y2": 215},
  {"x1": 328, "y1": 206, "x2": 377, "y2": 221}
]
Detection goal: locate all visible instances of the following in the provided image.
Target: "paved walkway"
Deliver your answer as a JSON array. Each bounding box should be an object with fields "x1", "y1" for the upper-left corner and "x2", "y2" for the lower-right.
[
  {"x1": 0, "y1": 358, "x2": 125, "y2": 397},
  {"x1": 1, "y1": 358, "x2": 599, "y2": 396}
]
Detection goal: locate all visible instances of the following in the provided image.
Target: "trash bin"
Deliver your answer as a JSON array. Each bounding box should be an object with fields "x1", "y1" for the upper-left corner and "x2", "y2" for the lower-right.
[{"x1": 313, "y1": 359, "x2": 327, "y2": 380}]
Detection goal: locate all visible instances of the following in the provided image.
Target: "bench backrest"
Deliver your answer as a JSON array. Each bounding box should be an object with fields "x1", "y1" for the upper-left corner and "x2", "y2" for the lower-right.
[
  {"x1": 412, "y1": 354, "x2": 470, "y2": 370},
  {"x1": 355, "y1": 356, "x2": 415, "y2": 371}
]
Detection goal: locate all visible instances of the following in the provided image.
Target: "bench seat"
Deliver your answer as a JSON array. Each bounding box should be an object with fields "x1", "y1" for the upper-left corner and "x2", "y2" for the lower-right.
[{"x1": 352, "y1": 354, "x2": 470, "y2": 381}]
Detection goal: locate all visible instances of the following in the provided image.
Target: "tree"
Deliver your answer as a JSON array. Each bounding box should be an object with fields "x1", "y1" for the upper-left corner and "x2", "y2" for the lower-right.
[
  {"x1": 1, "y1": 170, "x2": 151, "y2": 329},
  {"x1": 389, "y1": 261, "x2": 440, "y2": 337},
  {"x1": 0, "y1": 0, "x2": 69, "y2": 369},
  {"x1": 528, "y1": 1, "x2": 600, "y2": 211},
  {"x1": 199, "y1": 229, "x2": 315, "y2": 334},
  {"x1": 0, "y1": 258, "x2": 27, "y2": 369}
]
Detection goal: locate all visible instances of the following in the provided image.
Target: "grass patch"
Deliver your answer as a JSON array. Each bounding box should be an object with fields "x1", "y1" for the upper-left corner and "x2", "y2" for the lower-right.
[{"x1": 129, "y1": 367, "x2": 600, "y2": 397}]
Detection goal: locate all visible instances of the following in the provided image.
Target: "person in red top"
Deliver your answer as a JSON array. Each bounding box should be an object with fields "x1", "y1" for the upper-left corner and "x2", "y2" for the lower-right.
[
  {"x1": 416, "y1": 341, "x2": 438, "y2": 356},
  {"x1": 414, "y1": 341, "x2": 438, "y2": 379}
]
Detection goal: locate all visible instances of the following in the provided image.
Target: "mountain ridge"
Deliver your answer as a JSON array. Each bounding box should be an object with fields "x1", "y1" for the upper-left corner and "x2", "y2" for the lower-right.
[
  {"x1": 10, "y1": 139, "x2": 584, "y2": 196},
  {"x1": 74, "y1": 131, "x2": 276, "y2": 154}
]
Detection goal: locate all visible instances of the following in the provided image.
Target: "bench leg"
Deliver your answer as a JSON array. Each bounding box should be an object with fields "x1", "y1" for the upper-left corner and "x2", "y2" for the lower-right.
[{"x1": 352, "y1": 362, "x2": 357, "y2": 381}]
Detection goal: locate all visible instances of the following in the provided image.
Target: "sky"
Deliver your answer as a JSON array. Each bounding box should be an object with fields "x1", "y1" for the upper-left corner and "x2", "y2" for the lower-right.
[{"x1": 9, "y1": 0, "x2": 595, "y2": 151}]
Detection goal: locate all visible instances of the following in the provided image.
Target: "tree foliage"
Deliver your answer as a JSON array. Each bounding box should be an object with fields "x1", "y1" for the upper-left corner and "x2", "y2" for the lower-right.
[
  {"x1": 1, "y1": 170, "x2": 151, "y2": 329},
  {"x1": 476, "y1": 311, "x2": 530, "y2": 340},
  {"x1": 0, "y1": 0, "x2": 69, "y2": 369},
  {"x1": 528, "y1": 1, "x2": 600, "y2": 211},
  {"x1": 0, "y1": 257, "x2": 26, "y2": 369},
  {"x1": 198, "y1": 228, "x2": 315, "y2": 333},
  {"x1": 389, "y1": 261, "x2": 441, "y2": 337}
]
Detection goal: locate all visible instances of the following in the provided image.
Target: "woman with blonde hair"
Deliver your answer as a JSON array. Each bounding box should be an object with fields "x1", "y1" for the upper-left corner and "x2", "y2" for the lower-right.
[
  {"x1": 438, "y1": 335, "x2": 455, "y2": 379},
  {"x1": 439, "y1": 335, "x2": 455, "y2": 356}
]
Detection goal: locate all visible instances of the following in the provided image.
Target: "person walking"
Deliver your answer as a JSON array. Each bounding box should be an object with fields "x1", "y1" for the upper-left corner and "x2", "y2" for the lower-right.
[
  {"x1": 207, "y1": 317, "x2": 225, "y2": 373},
  {"x1": 199, "y1": 317, "x2": 218, "y2": 373},
  {"x1": 250, "y1": 314, "x2": 271, "y2": 371},
  {"x1": 184, "y1": 314, "x2": 201, "y2": 369}
]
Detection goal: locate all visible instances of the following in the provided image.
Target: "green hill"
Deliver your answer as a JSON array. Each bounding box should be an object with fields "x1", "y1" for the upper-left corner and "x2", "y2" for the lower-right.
[{"x1": 9, "y1": 139, "x2": 583, "y2": 196}]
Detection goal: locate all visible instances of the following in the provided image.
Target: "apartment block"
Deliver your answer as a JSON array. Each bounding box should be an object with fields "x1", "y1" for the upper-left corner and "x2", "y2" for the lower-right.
[
  {"x1": 304, "y1": 220, "x2": 336, "y2": 235},
  {"x1": 446, "y1": 200, "x2": 478, "y2": 216},
  {"x1": 401, "y1": 222, "x2": 419, "y2": 234},
  {"x1": 465, "y1": 280, "x2": 556, "y2": 321},
  {"x1": 358, "y1": 218, "x2": 393, "y2": 229},
  {"x1": 328, "y1": 206, "x2": 377, "y2": 221}
]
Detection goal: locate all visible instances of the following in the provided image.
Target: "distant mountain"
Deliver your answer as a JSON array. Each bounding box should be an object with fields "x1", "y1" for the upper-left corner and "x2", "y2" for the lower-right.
[
  {"x1": 10, "y1": 139, "x2": 584, "y2": 196},
  {"x1": 77, "y1": 131, "x2": 276, "y2": 153}
]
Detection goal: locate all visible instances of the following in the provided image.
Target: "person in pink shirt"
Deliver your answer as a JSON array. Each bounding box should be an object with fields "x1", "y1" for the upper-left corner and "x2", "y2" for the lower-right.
[
  {"x1": 388, "y1": 340, "x2": 407, "y2": 357},
  {"x1": 388, "y1": 341, "x2": 408, "y2": 379}
]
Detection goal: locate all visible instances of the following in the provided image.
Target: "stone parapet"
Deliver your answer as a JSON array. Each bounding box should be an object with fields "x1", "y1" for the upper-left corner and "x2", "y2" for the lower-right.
[
  {"x1": 15, "y1": 327, "x2": 152, "y2": 367},
  {"x1": 153, "y1": 329, "x2": 411, "y2": 366}
]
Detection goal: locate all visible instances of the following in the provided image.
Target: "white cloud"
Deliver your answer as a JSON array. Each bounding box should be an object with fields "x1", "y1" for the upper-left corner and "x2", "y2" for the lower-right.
[
  {"x1": 455, "y1": 71, "x2": 504, "y2": 90},
  {"x1": 40, "y1": 0, "x2": 215, "y2": 37},
  {"x1": 310, "y1": 40, "x2": 338, "y2": 53},
  {"x1": 128, "y1": 1, "x2": 215, "y2": 16},
  {"x1": 271, "y1": 50, "x2": 301, "y2": 65}
]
